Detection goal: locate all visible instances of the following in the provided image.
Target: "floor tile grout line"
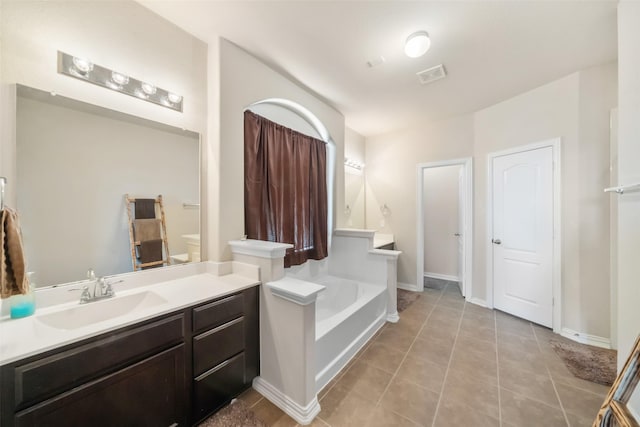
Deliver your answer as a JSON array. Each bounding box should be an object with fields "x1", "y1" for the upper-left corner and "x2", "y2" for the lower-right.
[
  {"x1": 373, "y1": 285, "x2": 443, "y2": 409},
  {"x1": 430, "y1": 284, "x2": 467, "y2": 427},
  {"x1": 532, "y1": 324, "x2": 571, "y2": 426}
]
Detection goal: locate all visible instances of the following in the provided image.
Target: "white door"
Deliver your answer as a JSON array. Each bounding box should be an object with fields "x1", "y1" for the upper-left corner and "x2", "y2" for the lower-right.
[
  {"x1": 457, "y1": 168, "x2": 464, "y2": 295},
  {"x1": 492, "y1": 146, "x2": 553, "y2": 327}
]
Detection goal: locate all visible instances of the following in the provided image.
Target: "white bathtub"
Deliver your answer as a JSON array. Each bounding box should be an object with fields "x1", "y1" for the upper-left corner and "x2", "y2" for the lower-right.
[{"x1": 308, "y1": 275, "x2": 387, "y2": 392}]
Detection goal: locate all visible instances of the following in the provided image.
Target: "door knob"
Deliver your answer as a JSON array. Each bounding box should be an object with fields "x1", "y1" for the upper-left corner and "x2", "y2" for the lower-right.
[
  {"x1": 492, "y1": 238, "x2": 502, "y2": 245},
  {"x1": 454, "y1": 233, "x2": 461, "y2": 237}
]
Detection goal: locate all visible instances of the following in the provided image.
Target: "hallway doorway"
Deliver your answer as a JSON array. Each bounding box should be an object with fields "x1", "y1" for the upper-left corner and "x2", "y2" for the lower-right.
[{"x1": 416, "y1": 158, "x2": 473, "y2": 296}]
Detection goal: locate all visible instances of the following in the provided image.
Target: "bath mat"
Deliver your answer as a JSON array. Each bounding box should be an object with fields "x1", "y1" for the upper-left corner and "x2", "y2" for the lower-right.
[
  {"x1": 198, "y1": 399, "x2": 266, "y2": 427},
  {"x1": 549, "y1": 339, "x2": 617, "y2": 386},
  {"x1": 397, "y1": 289, "x2": 420, "y2": 312}
]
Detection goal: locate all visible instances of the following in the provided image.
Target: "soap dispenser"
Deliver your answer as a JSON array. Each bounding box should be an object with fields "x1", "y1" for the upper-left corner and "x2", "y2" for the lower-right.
[{"x1": 9, "y1": 271, "x2": 36, "y2": 319}]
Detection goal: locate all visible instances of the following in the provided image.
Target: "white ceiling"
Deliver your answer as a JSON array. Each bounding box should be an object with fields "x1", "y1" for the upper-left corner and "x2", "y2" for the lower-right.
[{"x1": 139, "y1": 0, "x2": 618, "y2": 137}]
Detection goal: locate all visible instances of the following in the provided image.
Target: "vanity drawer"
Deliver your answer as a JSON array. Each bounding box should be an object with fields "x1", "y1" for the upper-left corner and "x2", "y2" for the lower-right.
[
  {"x1": 193, "y1": 317, "x2": 244, "y2": 377},
  {"x1": 193, "y1": 352, "x2": 246, "y2": 421},
  {"x1": 193, "y1": 292, "x2": 244, "y2": 334},
  {"x1": 11, "y1": 313, "x2": 184, "y2": 409}
]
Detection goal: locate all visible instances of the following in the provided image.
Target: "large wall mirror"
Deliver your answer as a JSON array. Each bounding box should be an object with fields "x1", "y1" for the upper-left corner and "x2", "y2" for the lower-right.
[{"x1": 16, "y1": 85, "x2": 200, "y2": 287}]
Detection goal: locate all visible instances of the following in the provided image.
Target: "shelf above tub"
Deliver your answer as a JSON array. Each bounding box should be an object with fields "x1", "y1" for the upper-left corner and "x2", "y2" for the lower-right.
[
  {"x1": 266, "y1": 277, "x2": 325, "y2": 306},
  {"x1": 229, "y1": 239, "x2": 294, "y2": 259}
]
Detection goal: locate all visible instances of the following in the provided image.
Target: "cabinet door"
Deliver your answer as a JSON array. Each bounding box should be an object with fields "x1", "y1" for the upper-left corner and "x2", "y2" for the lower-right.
[{"x1": 14, "y1": 345, "x2": 186, "y2": 427}]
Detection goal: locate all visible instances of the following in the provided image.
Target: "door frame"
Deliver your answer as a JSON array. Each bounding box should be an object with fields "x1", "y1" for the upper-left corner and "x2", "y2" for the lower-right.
[
  {"x1": 486, "y1": 138, "x2": 562, "y2": 333},
  {"x1": 416, "y1": 157, "x2": 473, "y2": 297}
]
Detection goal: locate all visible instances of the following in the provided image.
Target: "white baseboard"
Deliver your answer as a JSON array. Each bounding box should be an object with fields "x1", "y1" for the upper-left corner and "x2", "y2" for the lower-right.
[
  {"x1": 253, "y1": 377, "x2": 320, "y2": 425},
  {"x1": 424, "y1": 272, "x2": 459, "y2": 282},
  {"x1": 397, "y1": 282, "x2": 420, "y2": 292},
  {"x1": 467, "y1": 297, "x2": 488, "y2": 308},
  {"x1": 386, "y1": 312, "x2": 399, "y2": 323},
  {"x1": 561, "y1": 327, "x2": 611, "y2": 349}
]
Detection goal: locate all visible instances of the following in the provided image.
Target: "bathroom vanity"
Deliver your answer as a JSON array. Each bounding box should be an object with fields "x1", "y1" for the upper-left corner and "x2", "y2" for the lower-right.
[{"x1": 0, "y1": 262, "x2": 259, "y2": 426}]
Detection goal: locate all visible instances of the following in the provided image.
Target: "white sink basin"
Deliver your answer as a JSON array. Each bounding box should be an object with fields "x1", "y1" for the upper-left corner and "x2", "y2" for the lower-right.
[{"x1": 37, "y1": 291, "x2": 167, "y2": 330}]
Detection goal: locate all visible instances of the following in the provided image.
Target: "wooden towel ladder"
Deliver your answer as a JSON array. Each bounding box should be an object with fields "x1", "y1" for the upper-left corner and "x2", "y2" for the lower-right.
[{"x1": 125, "y1": 194, "x2": 171, "y2": 271}]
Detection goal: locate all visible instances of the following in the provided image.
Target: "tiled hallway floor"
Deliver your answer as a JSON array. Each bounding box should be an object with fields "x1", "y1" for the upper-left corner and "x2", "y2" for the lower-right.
[{"x1": 237, "y1": 283, "x2": 609, "y2": 426}]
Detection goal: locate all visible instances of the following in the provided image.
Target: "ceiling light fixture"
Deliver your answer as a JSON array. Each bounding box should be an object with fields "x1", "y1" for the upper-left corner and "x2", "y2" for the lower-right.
[
  {"x1": 57, "y1": 51, "x2": 183, "y2": 112},
  {"x1": 344, "y1": 158, "x2": 365, "y2": 170},
  {"x1": 404, "y1": 31, "x2": 431, "y2": 58}
]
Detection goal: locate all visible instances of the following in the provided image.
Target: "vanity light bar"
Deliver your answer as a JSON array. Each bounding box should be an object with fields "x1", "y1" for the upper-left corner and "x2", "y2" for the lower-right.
[
  {"x1": 344, "y1": 158, "x2": 365, "y2": 170},
  {"x1": 57, "y1": 51, "x2": 183, "y2": 112}
]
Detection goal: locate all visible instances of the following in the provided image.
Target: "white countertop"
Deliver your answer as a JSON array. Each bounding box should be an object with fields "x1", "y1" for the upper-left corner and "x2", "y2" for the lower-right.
[{"x1": 0, "y1": 262, "x2": 259, "y2": 366}]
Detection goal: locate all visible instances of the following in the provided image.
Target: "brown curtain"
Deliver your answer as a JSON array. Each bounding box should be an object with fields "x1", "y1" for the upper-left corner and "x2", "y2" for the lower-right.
[{"x1": 244, "y1": 110, "x2": 328, "y2": 267}]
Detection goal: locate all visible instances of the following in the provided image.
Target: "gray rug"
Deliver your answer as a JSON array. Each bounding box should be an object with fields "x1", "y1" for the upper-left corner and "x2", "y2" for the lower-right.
[
  {"x1": 397, "y1": 289, "x2": 420, "y2": 312},
  {"x1": 549, "y1": 339, "x2": 617, "y2": 386},
  {"x1": 198, "y1": 399, "x2": 266, "y2": 427}
]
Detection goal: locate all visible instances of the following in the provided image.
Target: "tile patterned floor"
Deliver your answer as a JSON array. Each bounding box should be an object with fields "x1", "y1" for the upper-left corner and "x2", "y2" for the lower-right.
[{"x1": 236, "y1": 282, "x2": 609, "y2": 426}]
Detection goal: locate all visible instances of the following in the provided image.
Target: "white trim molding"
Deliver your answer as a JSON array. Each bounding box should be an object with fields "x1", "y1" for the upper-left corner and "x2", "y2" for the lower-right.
[
  {"x1": 561, "y1": 328, "x2": 612, "y2": 350},
  {"x1": 416, "y1": 157, "x2": 473, "y2": 297},
  {"x1": 467, "y1": 297, "x2": 489, "y2": 308},
  {"x1": 253, "y1": 377, "x2": 321, "y2": 425},
  {"x1": 424, "y1": 272, "x2": 459, "y2": 282},
  {"x1": 397, "y1": 282, "x2": 420, "y2": 292},
  {"x1": 486, "y1": 138, "x2": 562, "y2": 333}
]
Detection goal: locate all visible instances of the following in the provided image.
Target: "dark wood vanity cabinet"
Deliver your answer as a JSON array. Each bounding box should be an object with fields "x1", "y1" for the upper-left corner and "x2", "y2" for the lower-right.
[
  {"x1": 191, "y1": 286, "x2": 259, "y2": 424},
  {"x1": 0, "y1": 285, "x2": 259, "y2": 427}
]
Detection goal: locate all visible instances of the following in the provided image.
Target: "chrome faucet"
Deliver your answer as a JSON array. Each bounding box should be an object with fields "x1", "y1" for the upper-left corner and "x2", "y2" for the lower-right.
[{"x1": 69, "y1": 269, "x2": 122, "y2": 304}]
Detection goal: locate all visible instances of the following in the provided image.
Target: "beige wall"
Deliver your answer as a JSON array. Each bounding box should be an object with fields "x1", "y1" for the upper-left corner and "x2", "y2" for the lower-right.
[
  {"x1": 474, "y1": 63, "x2": 617, "y2": 339},
  {"x1": 616, "y1": 1, "x2": 640, "y2": 370},
  {"x1": 366, "y1": 62, "x2": 616, "y2": 340},
  {"x1": 211, "y1": 39, "x2": 345, "y2": 262},
  {"x1": 577, "y1": 63, "x2": 618, "y2": 339},
  {"x1": 365, "y1": 114, "x2": 475, "y2": 286},
  {"x1": 423, "y1": 165, "x2": 461, "y2": 279}
]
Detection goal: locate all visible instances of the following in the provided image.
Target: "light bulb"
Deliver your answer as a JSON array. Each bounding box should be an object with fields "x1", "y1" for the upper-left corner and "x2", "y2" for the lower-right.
[
  {"x1": 141, "y1": 82, "x2": 156, "y2": 95},
  {"x1": 167, "y1": 93, "x2": 182, "y2": 104},
  {"x1": 72, "y1": 57, "x2": 93, "y2": 74},
  {"x1": 111, "y1": 71, "x2": 129, "y2": 86}
]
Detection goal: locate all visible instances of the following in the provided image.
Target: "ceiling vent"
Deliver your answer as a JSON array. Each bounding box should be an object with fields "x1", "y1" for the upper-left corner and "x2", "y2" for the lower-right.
[{"x1": 416, "y1": 64, "x2": 447, "y2": 85}]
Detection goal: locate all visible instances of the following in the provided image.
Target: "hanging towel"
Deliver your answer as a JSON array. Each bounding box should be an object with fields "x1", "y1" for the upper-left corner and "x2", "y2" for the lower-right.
[
  {"x1": 135, "y1": 199, "x2": 156, "y2": 219},
  {"x1": 134, "y1": 219, "x2": 162, "y2": 242},
  {"x1": 1, "y1": 208, "x2": 30, "y2": 298},
  {"x1": 140, "y1": 239, "x2": 163, "y2": 269}
]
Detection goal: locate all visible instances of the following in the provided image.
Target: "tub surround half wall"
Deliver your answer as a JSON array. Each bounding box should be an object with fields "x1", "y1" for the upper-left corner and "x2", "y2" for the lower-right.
[
  {"x1": 229, "y1": 239, "x2": 322, "y2": 425},
  {"x1": 330, "y1": 228, "x2": 401, "y2": 322},
  {"x1": 230, "y1": 233, "x2": 400, "y2": 425}
]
